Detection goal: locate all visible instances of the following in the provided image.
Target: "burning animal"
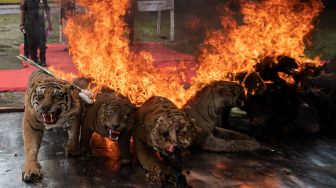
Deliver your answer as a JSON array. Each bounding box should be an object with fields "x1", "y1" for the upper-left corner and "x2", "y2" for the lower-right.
[
  {"x1": 182, "y1": 81, "x2": 260, "y2": 152},
  {"x1": 242, "y1": 57, "x2": 324, "y2": 137},
  {"x1": 134, "y1": 96, "x2": 195, "y2": 186},
  {"x1": 74, "y1": 78, "x2": 136, "y2": 164},
  {"x1": 22, "y1": 70, "x2": 82, "y2": 182}
]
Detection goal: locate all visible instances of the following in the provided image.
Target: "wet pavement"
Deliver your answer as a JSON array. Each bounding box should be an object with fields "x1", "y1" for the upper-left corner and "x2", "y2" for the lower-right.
[{"x1": 0, "y1": 112, "x2": 336, "y2": 187}]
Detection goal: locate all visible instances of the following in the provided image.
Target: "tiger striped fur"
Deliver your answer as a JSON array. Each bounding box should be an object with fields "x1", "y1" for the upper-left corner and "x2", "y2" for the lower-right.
[
  {"x1": 74, "y1": 78, "x2": 136, "y2": 165},
  {"x1": 182, "y1": 81, "x2": 260, "y2": 152},
  {"x1": 22, "y1": 70, "x2": 82, "y2": 182},
  {"x1": 134, "y1": 96, "x2": 196, "y2": 185}
]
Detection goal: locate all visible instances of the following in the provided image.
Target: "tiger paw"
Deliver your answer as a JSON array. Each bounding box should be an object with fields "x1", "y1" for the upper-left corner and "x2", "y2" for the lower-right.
[
  {"x1": 119, "y1": 152, "x2": 132, "y2": 165},
  {"x1": 146, "y1": 168, "x2": 176, "y2": 185},
  {"x1": 22, "y1": 162, "x2": 42, "y2": 182},
  {"x1": 146, "y1": 171, "x2": 164, "y2": 184},
  {"x1": 78, "y1": 147, "x2": 93, "y2": 157},
  {"x1": 175, "y1": 173, "x2": 190, "y2": 188},
  {"x1": 65, "y1": 144, "x2": 80, "y2": 157},
  {"x1": 120, "y1": 157, "x2": 132, "y2": 165},
  {"x1": 241, "y1": 140, "x2": 260, "y2": 151}
]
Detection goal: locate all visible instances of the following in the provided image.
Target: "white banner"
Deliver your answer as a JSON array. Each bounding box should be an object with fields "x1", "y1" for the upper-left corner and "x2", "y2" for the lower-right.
[{"x1": 138, "y1": 0, "x2": 174, "y2": 11}]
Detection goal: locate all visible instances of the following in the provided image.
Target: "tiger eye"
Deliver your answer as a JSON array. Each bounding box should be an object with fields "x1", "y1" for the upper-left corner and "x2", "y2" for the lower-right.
[
  {"x1": 55, "y1": 95, "x2": 63, "y2": 101},
  {"x1": 180, "y1": 131, "x2": 187, "y2": 136},
  {"x1": 37, "y1": 94, "x2": 44, "y2": 100}
]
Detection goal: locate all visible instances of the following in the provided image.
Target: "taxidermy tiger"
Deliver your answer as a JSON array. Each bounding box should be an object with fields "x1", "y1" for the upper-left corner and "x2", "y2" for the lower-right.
[
  {"x1": 182, "y1": 81, "x2": 260, "y2": 152},
  {"x1": 134, "y1": 96, "x2": 196, "y2": 186},
  {"x1": 22, "y1": 70, "x2": 82, "y2": 182},
  {"x1": 74, "y1": 78, "x2": 136, "y2": 165}
]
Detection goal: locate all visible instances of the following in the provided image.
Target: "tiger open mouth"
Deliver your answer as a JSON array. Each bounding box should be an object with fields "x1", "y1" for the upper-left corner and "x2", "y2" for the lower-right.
[
  {"x1": 106, "y1": 127, "x2": 120, "y2": 141},
  {"x1": 162, "y1": 145, "x2": 176, "y2": 156},
  {"x1": 41, "y1": 109, "x2": 61, "y2": 125}
]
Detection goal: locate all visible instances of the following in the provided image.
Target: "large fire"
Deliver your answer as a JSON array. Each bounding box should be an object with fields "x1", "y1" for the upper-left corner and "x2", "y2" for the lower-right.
[
  {"x1": 52, "y1": 0, "x2": 323, "y2": 108},
  {"x1": 193, "y1": 0, "x2": 324, "y2": 86},
  {"x1": 61, "y1": 0, "x2": 188, "y2": 107}
]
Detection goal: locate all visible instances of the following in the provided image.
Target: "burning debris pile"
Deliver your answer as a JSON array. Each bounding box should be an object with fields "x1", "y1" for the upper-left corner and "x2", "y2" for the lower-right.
[
  {"x1": 194, "y1": 0, "x2": 323, "y2": 85},
  {"x1": 240, "y1": 56, "x2": 336, "y2": 138}
]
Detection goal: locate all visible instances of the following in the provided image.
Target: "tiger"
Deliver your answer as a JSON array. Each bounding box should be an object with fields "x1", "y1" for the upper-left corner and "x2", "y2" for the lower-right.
[
  {"x1": 182, "y1": 81, "x2": 260, "y2": 152},
  {"x1": 74, "y1": 78, "x2": 136, "y2": 165},
  {"x1": 134, "y1": 96, "x2": 196, "y2": 185},
  {"x1": 22, "y1": 70, "x2": 82, "y2": 182}
]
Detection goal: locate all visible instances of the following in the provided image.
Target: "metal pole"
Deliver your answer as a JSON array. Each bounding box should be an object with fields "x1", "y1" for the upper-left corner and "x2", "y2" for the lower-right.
[
  {"x1": 170, "y1": 1, "x2": 174, "y2": 42},
  {"x1": 17, "y1": 54, "x2": 80, "y2": 91},
  {"x1": 59, "y1": 15, "x2": 63, "y2": 43},
  {"x1": 156, "y1": 10, "x2": 161, "y2": 36}
]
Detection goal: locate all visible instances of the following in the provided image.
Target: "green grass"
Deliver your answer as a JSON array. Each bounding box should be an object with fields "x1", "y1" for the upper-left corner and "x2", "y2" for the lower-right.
[
  {"x1": 0, "y1": 0, "x2": 21, "y2": 4},
  {"x1": 305, "y1": 9, "x2": 336, "y2": 59},
  {"x1": 306, "y1": 28, "x2": 336, "y2": 59}
]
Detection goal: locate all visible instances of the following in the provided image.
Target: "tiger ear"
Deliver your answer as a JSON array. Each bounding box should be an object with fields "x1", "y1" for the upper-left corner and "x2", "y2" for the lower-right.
[
  {"x1": 29, "y1": 80, "x2": 42, "y2": 89},
  {"x1": 67, "y1": 84, "x2": 75, "y2": 97},
  {"x1": 214, "y1": 86, "x2": 227, "y2": 95},
  {"x1": 68, "y1": 84, "x2": 74, "y2": 90},
  {"x1": 182, "y1": 106, "x2": 192, "y2": 114}
]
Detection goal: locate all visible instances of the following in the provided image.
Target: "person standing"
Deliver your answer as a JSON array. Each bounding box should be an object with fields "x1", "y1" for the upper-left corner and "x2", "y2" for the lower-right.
[
  {"x1": 20, "y1": 0, "x2": 52, "y2": 67},
  {"x1": 20, "y1": 0, "x2": 29, "y2": 58}
]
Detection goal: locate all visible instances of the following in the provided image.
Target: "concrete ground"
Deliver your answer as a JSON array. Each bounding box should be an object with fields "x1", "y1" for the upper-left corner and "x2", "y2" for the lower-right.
[
  {"x1": 0, "y1": 112, "x2": 336, "y2": 187},
  {"x1": 0, "y1": 92, "x2": 24, "y2": 113}
]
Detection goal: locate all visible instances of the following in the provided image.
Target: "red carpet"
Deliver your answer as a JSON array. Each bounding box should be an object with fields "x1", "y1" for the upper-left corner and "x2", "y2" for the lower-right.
[{"x1": 0, "y1": 43, "x2": 195, "y2": 92}]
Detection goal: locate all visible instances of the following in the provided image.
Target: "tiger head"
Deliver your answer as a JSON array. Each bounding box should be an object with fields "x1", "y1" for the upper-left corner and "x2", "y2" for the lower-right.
[
  {"x1": 211, "y1": 81, "x2": 245, "y2": 110},
  {"x1": 30, "y1": 79, "x2": 80, "y2": 129},
  {"x1": 150, "y1": 114, "x2": 196, "y2": 156},
  {"x1": 98, "y1": 99, "x2": 135, "y2": 141}
]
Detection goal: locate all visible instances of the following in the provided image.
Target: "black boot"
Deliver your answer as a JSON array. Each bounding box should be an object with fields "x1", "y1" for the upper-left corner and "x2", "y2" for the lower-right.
[{"x1": 40, "y1": 62, "x2": 47, "y2": 67}]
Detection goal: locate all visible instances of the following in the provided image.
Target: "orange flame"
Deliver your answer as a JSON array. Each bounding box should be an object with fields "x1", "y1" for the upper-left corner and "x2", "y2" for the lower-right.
[
  {"x1": 63, "y1": 0, "x2": 192, "y2": 107},
  {"x1": 194, "y1": 0, "x2": 324, "y2": 86},
  {"x1": 59, "y1": 0, "x2": 323, "y2": 108},
  {"x1": 49, "y1": 66, "x2": 79, "y2": 82}
]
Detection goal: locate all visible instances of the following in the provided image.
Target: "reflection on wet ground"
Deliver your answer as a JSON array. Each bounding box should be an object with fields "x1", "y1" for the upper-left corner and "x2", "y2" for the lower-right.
[{"x1": 0, "y1": 113, "x2": 335, "y2": 187}]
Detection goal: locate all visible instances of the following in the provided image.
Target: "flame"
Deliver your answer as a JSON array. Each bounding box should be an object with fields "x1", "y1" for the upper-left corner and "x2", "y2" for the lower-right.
[
  {"x1": 63, "y1": 0, "x2": 191, "y2": 107},
  {"x1": 49, "y1": 66, "x2": 79, "y2": 82},
  {"x1": 57, "y1": 0, "x2": 323, "y2": 108},
  {"x1": 194, "y1": 0, "x2": 324, "y2": 85}
]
